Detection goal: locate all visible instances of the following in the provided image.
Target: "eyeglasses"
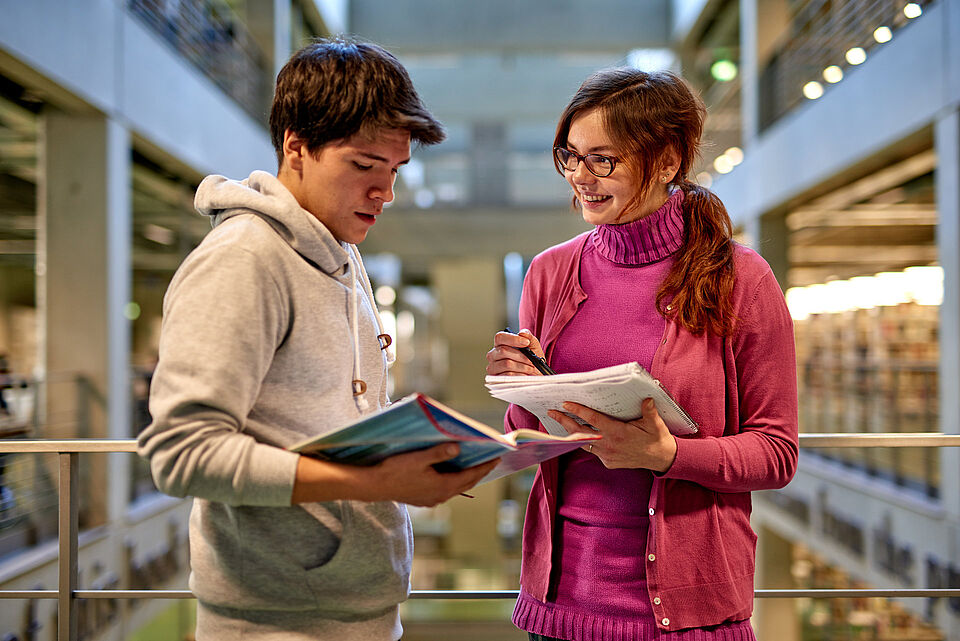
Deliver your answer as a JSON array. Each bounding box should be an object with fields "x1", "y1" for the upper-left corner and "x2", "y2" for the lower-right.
[{"x1": 553, "y1": 147, "x2": 620, "y2": 178}]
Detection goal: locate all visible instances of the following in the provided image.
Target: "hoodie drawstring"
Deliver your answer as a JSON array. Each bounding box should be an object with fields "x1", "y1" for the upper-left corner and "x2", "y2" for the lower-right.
[{"x1": 347, "y1": 245, "x2": 394, "y2": 412}]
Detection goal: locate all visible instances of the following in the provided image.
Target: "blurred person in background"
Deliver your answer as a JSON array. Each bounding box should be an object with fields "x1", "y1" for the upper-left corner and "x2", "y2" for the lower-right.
[
  {"x1": 138, "y1": 38, "x2": 495, "y2": 641},
  {"x1": 0, "y1": 353, "x2": 12, "y2": 417},
  {"x1": 487, "y1": 68, "x2": 799, "y2": 641}
]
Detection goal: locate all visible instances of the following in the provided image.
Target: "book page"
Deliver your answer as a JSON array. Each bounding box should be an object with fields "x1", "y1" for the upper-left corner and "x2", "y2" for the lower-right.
[{"x1": 478, "y1": 436, "x2": 598, "y2": 484}]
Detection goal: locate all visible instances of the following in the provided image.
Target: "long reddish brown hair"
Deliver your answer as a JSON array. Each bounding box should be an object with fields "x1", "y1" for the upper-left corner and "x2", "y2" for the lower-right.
[{"x1": 553, "y1": 68, "x2": 735, "y2": 336}]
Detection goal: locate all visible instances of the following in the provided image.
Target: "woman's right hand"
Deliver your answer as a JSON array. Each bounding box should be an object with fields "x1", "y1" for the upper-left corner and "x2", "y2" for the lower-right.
[{"x1": 485, "y1": 329, "x2": 546, "y2": 376}]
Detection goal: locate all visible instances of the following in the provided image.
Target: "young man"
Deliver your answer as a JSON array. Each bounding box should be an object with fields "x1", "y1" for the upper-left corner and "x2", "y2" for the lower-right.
[{"x1": 137, "y1": 39, "x2": 496, "y2": 640}]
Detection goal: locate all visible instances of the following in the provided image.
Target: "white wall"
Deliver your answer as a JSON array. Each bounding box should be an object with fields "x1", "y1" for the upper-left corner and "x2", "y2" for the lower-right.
[
  {"x1": 0, "y1": 0, "x2": 274, "y2": 178},
  {"x1": 670, "y1": 0, "x2": 710, "y2": 41},
  {"x1": 310, "y1": 0, "x2": 349, "y2": 34},
  {"x1": 0, "y1": 0, "x2": 118, "y2": 109}
]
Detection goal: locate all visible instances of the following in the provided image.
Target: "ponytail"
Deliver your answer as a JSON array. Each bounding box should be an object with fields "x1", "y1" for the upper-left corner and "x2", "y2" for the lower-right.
[{"x1": 656, "y1": 181, "x2": 736, "y2": 336}]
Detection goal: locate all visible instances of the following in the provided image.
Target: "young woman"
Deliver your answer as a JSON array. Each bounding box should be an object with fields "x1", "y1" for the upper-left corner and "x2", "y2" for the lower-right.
[{"x1": 486, "y1": 68, "x2": 799, "y2": 641}]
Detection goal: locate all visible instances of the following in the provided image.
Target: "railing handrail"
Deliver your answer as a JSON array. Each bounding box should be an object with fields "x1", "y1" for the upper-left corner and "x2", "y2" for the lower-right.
[
  {"x1": 3, "y1": 588, "x2": 960, "y2": 600},
  {"x1": 2, "y1": 435, "x2": 959, "y2": 640},
  {"x1": 0, "y1": 439, "x2": 139, "y2": 453},
  {"x1": 4, "y1": 433, "x2": 960, "y2": 454}
]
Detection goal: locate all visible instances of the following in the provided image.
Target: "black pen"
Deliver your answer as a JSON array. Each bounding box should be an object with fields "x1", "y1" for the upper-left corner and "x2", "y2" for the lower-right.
[{"x1": 504, "y1": 327, "x2": 556, "y2": 375}]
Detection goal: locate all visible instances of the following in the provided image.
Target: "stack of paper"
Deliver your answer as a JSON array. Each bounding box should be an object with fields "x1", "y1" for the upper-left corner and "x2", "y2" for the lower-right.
[{"x1": 485, "y1": 362, "x2": 698, "y2": 437}]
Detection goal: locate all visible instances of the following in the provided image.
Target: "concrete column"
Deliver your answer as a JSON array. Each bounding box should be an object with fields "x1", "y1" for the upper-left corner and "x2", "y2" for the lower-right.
[
  {"x1": 752, "y1": 211, "x2": 790, "y2": 291},
  {"x1": 934, "y1": 108, "x2": 960, "y2": 524},
  {"x1": 754, "y1": 525, "x2": 800, "y2": 641},
  {"x1": 469, "y1": 123, "x2": 508, "y2": 207},
  {"x1": 247, "y1": 0, "x2": 293, "y2": 77},
  {"x1": 741, "y1": 0, "x2": 791, "y2": 145},
  {"x1": 38, "y1": 111, "x2": 131, "y2": 527},
  {"x1": 431, "y1": 256, "x2": 504, "y2": 411},
  {"x1": 273, "y1": 0, "x2": 292, "y2": 75},
  {"x1": 738, "y1": 0, "x2": 759, "y2": 149},
  {"x1": 431, "y1": 257, "x2": 505, "y2": 563}
]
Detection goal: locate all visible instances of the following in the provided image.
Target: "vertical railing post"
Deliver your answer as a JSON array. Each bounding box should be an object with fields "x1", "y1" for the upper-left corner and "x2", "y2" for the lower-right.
[{"x1": 58, "y1": 452, "x2": 78, "y2": 641}]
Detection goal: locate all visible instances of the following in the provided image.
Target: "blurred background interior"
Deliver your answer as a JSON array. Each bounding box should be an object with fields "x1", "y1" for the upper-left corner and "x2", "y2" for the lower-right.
[{"x1": 1, "y1": 0, "x2": 959, "y2": 639}]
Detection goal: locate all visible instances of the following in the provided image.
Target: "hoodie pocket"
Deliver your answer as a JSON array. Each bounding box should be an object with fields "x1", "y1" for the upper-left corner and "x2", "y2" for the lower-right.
[
  {"x1": 302, "y1": 500, "x2": 413, "y2": 614},
  {"x1": 211, "y1": 501, "x2": 410, "y2": 614},
  {"x1": 213, "y1": 503, "x2": 346, "y2": 610}
]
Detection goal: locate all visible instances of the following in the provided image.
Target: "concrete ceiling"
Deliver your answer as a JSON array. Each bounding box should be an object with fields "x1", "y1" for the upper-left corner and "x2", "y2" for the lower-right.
[
  {"x1": 349, "y1": 0, "x2": 672, "y2": 54},
  {"x1": 0, "y1": 1, "x2": 939, "y2": 291}
]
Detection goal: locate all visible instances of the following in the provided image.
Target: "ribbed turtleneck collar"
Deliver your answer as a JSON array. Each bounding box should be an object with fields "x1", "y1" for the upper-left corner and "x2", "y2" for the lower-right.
[{"x1": 591, "y1": 189, "x2": 685, "y2": 265}]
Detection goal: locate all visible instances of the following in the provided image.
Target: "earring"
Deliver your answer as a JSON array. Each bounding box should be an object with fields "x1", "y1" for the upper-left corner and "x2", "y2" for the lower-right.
[{"x1": 661, "y1": 176, "x2": 669, "y2": 183}]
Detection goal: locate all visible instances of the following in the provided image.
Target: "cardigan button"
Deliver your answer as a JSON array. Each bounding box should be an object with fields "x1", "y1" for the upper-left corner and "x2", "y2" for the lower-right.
[
  {"x1": 648, "y1": 507, "x2": 655, "y2": 516},
  {"x1": 662, "y1": 617, "x2": 670, "y2": 626},
  {"x1": 648, "y1": 553, "x2": 656, "y2": 562},
  {"x1": 653, "y1": 597, "x2": 661, "y2": 605}
]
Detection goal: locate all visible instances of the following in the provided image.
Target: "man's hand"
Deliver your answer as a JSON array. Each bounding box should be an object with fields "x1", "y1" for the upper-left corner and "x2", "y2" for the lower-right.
[
  {"x1": 367, "y1": 444, "x2": 498, "y2": 506},
  {"x1": 292, "y1": 444, "x2": 498, "y2": 507}
]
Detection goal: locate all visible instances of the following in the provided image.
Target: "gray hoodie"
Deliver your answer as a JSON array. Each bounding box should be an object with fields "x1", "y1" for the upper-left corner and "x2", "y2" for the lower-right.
[{"x1": 138, "y1": 171, "x2": 410, "y2": 639}]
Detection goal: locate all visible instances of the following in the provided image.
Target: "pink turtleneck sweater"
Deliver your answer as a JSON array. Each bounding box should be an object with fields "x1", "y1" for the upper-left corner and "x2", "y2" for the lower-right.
[{"x1": 514, "y1": 191, "x2": 757, "y2": 640}]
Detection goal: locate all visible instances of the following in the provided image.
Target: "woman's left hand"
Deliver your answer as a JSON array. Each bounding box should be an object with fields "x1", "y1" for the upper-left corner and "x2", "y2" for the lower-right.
[{"x1": 548, "y1": 398, "x2": 678, "y2": 473}]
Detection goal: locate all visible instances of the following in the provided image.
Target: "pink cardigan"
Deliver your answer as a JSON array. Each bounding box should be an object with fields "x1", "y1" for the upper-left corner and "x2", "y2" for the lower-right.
[{"x1": 505, "y1": 232, "x2": 799, "y2": 632}]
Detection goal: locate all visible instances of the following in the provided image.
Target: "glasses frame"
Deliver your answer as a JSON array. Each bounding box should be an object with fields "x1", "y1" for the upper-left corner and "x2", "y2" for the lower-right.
[{"x1": 553, "y1": 147, "x2": 621, "y2": 178}]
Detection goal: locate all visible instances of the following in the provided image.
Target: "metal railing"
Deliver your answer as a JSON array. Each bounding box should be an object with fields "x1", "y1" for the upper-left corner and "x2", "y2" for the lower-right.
[
  {"x1": 2, "y1": 436, "x2": 960, "y2": 641},
  {"x1": 126, "y1": 0, "x2": 271, "y2": 124}
]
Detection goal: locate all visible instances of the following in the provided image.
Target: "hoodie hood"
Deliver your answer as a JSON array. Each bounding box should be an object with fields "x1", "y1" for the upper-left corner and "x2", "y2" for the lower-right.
[
  {"x1": 195, "y1": 170, "x2": 350, "y2": 276},
  {"x1": 193, "y1": 170, "x2": 394, "y2": 411}
]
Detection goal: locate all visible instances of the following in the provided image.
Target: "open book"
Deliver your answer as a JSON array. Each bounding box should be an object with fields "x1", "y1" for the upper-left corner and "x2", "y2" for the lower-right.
[
  {"x1": 485, "y1": 362, "x2": 698, "y2": 437},
  {"x1": 288, "y1": 393, "x2": 599, "y2": 484}
]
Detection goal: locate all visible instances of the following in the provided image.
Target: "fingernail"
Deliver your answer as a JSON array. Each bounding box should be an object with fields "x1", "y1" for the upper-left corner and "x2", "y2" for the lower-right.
[
  {"x1": 562, "y1": 402, "x2": 573, "y2": 410},
  {"x1": 446, "y1": 445, "x2": 458, "y2": 456}
]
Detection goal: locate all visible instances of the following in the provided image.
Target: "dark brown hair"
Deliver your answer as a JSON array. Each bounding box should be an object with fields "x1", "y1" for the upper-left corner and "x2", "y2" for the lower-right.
[
  {"x1": 553, "y1": 68, "x2": 735, "y2": 336},
  {"x1": 269, "y1": 37, "x2": 445, "y2": 165}
]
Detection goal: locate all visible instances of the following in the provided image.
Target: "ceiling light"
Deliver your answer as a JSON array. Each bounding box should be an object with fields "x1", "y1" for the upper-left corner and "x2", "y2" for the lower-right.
[
  {"x1": 845, "y1": 47, "x2": 867, "y2": 65},
  {"x1": 710, "y1": 60, "x2": 738, "y2": 82},
  {"x1": 822, "y1": 65, "x2": 844, "y2": 83},
  {"x1": 124, "y1": 302, "x2": 142, "y2": 321},
  {"x1": 873, "y1": 26, "x2": 893, "y2": 43},
  {"x1": 713, "y1": 155, "x2": 734, "y2": 174},
  {"x1": 904, "y1": 3, "x2": 922, "y2": 19},
  {"x1": 803, "y1": 81, "x2": 824, "y2": 99},
  {"x1": 724, "y1": 147, "x2": 744, "y2": 165},
  {"x1": 628, "y1": 48, "x2": 678, "y2": 72},
  {"x1": 375, "y1": 285, "x2": 397, "y2": 306}
]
